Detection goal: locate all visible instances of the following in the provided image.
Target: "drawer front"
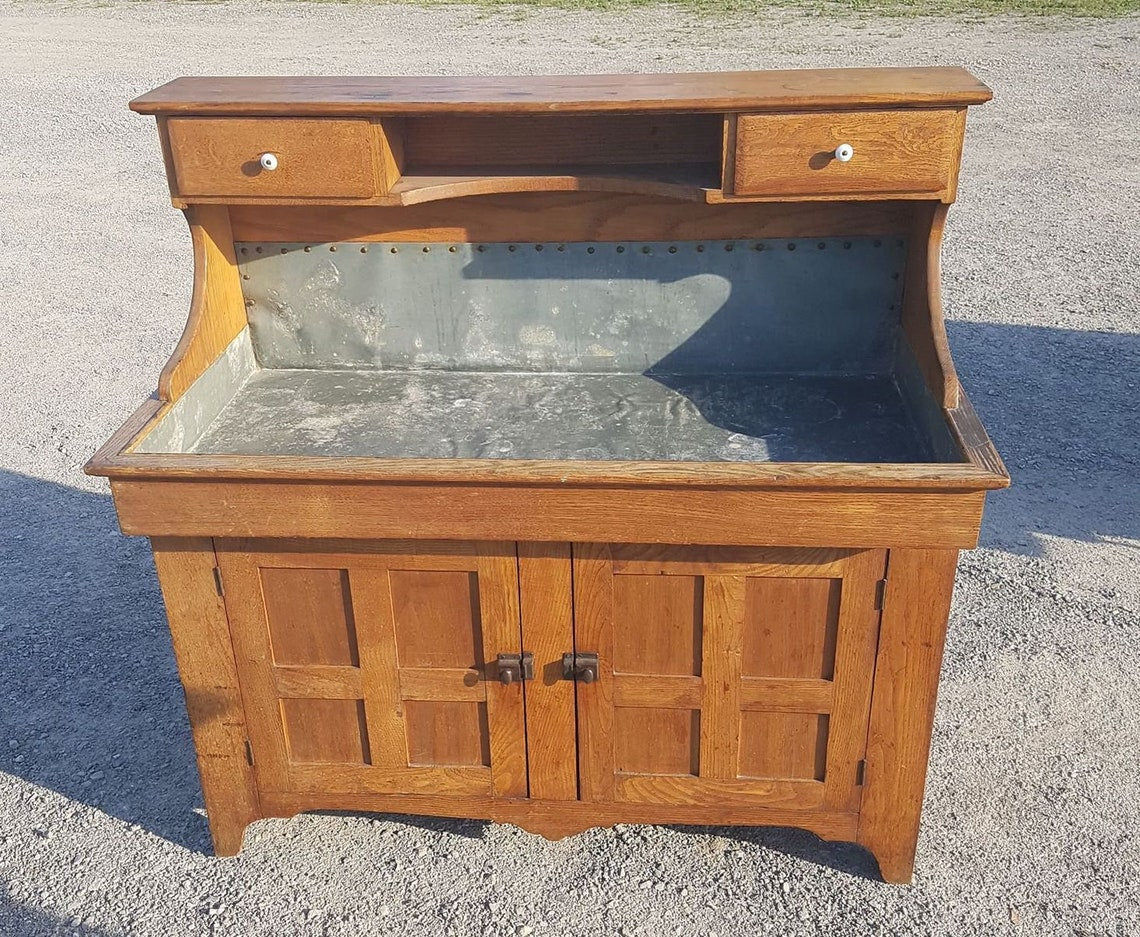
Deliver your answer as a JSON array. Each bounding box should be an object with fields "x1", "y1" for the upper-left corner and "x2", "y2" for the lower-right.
[
  {"x1": 732, "y1": 109, "x2": 963, "y2": 198},
  {"x1": 166, "y1": 117, "x2": 377, "y2": 199}
]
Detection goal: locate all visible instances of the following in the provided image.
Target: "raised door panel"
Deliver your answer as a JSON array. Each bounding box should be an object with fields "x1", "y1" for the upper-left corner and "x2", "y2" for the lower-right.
[
  {"x1": 216, "y1": 539, "x2": 526, "y2": 799},
  {"x1": 573, "y1": 544, "x2": 884, "y2": 814}
]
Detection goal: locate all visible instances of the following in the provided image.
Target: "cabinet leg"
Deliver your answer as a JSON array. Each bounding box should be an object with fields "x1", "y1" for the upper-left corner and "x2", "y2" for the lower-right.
[
  {"x1": 857, "y1": 548, "x2": 959, "y2": 886},
  {"x1": 151, "y1": 537, "x2": 261, "y2": 857},
  {"x1": 860, "y1": 838, "x2": 918, "y2": 886},
  {"x1": 207, "y1": 810, "x2": 254, "y2": 857}
]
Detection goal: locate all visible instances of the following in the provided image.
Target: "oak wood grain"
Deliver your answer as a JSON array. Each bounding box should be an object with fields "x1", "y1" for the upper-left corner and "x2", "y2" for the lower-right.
[
  {"x1": 91, "y1": 450, "x2": 1008, "y2": 491},
  {"x1": 742, "y1": 577, "x2": 840, "y2": 680},
  {"x1": 518, "y1": 543, "x2": 578, "y2": 801},
  {"x1": 166, "y1": 117, "x2": 376, "y2": 199},
  {"x1": 280, "y1": 698, "x2": 369, "y2": 764},
  {"x1": 150, "y1": 537, "x2": 260, "y2": 856},
  {"x1": 215, "y1": 541, "x2": 526, "y2": 798},
  {"x1": 573, "y1": 543, "x2": 616, "y2": 803},
  {"x1": 257, "y1": 790, "x2": 861, "y2": 843},
  {"x1": 857, "y1": 548, "x2": 959, "y2": 884},
  {"x1": 130, "y1": 69, "x2": 992, "y2": 116},
  {"x1": 901, "y1": 201, "x2": 961, "y2": 408},
  {"x1": 820, "y1": 548, "x2": 885, "y2": 811},
  {"x1": 698, "y1": 575, "x2": 744, "y2": 780},
  {"x1": 475, "y1": 548, "x2": 529, "y2": 798},
  {"x1": 738, "y1": 712, "x2": 829, "y2": 781},
  {"x1": 733, "y1": 109, "x2": 964, "y2": 200},
  {"x1": 110, "y1": 480, "x2": 988, "y2": 549},
  {"x1": 225, "y1": 194, "x2": 913, "y2": 243},
  {"x1": 157, "y1": 206, "x2": 245, "y2": 403}
]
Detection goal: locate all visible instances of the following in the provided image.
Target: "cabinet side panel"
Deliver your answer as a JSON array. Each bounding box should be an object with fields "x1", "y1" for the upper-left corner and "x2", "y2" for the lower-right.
[
  {"x1": 857, "y1": 547, "x2": 958, "y2": 884},
  {"x1": 150, "y1": 536, "x2": 260, "y2": 855},
  {"x1": 157, "y1": 205, "x2": 247, "y2": 404}
]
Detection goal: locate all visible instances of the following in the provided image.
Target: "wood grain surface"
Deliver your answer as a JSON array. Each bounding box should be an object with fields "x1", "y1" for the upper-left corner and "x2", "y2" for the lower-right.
[
  {"x1": 857, "y1": 548, "x2": 960, "y2": 884},
  {"x1": 733, "y1": 109, "x2": 964, "y2": 200},
  {"x1": 130, "y1": 68, "x2": 992, "y2": 116},
  {"x1": 149, "y1": 537, "x2": 260, "y2": 856}
]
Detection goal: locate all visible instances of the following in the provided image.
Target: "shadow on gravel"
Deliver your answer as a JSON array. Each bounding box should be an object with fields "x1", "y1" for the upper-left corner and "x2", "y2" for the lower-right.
[
  {"x1": 664, "y1": 824, "x2": 881, "y2": 879},
  {"x1": 949, "y1": 321, "x2": 1139, "y2": 555},
  {"x1": 0, "y1": 470, "x2": 212, "y2": 854},
  {"x1": 0, "y1": 881, "x2": 124, "y2": 937},
  {"x1": 0, "y1": 322, "x2": 1134, "y2": 866}
]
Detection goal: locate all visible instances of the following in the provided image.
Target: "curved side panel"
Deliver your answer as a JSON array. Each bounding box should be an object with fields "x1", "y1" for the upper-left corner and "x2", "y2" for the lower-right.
[
  {"x1": 158, "y1": 205, "x2": 247, "y2": 402},
  {"x1": 901, "y1": 202, "x2": 959, "y2": 410}
]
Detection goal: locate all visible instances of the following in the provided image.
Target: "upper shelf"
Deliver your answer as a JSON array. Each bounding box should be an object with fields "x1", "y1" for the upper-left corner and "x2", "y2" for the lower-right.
[
  {"x1": 130, "y1": 68, "x2": 993, "y2": 116},
  {"x1": 387, "y1": 164, "x2": 718, "y2": 205}
]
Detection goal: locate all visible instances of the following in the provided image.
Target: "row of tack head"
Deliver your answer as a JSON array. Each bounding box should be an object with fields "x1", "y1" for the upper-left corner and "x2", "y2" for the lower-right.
[{"x1": 235, "y1": 238, "x2": 907, "y2": 256}]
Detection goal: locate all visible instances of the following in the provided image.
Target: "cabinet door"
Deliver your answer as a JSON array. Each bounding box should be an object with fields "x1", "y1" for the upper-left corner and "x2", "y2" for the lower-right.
[
  {"x1": 216, "y1": 540, "x2": 526, "y2": 799},
  {"x1": 573, "y1": 544, "x2": 884, "y2": 813}
]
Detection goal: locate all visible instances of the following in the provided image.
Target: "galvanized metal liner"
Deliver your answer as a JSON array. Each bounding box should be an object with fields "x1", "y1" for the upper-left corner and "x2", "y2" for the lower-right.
[
  {"x1": 188, "y1": 370, "x2": 934, "y2": 462},
  {"x1": 236, "y1": 238, "x2": 906, "y2": 375}
]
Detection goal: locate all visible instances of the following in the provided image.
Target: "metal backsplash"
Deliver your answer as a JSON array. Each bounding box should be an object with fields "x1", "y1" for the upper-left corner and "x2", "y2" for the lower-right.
[{"x1": 236, "y1": 237, "x2": 906, "y2": 375}]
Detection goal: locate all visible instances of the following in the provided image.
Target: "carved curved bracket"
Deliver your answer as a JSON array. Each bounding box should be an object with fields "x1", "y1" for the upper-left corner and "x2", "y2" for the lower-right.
[
  {"x1": 901, "y1": 202, "x2": 960, "y2": 410},
  {"x1": 157, "y1": 205, "x2": 246, "y2": 402}
]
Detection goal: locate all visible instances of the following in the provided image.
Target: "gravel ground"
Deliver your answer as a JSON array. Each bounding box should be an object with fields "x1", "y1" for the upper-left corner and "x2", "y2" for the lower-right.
[{"x1": 1, "y1": 3, "x2": 1138, "y2": 935}]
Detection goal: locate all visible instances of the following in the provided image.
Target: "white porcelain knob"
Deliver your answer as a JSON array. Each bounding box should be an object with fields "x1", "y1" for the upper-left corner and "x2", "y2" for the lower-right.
[
  {"x1": 834, "y1": 143, "x2": 854, "y2": 163},
  {"x1": 259, "y1": 152, "x2": 279, "y2": 171}
]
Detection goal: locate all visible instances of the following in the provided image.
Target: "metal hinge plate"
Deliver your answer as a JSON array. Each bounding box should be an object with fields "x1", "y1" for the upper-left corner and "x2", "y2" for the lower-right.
[
  {"x1": 873, "y1": 578, "x2": 887, "y2": 610},
  {"x1": 213, "y1": 567, "x2": 225, "y2": 597},
  {"x1": 244, "y1": 739, "x2": 254, "y2": 766},
  {"x1": 855, "y1": 759, "x2": 866, "y2": 785}
]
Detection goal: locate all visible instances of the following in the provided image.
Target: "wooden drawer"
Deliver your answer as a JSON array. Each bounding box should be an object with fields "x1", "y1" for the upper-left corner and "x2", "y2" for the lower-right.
[
  {"x1": 731, "y1": 109, "x2": 964, "y2": 199},
  {"x1": 165, "y1": 117, "x2": 378, "y2": 199}
]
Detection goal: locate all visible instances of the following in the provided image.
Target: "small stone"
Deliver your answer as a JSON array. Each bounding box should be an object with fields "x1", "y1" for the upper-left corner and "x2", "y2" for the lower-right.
[
  {"x1": 7, "y1": 739, "x2": 17, "y2": 749},
  {"x1": 379, "y1": 905, "x2": 391, "y2": 918},
  {"x1": 517, "y1": 926, "x2": 534, "y2": 936},
  {"x1": 89, "y1": 770, "x2": 105, "y2": 781},
  {"x1": 781, "y1": 881, "x2": 791, "y2": 894}
]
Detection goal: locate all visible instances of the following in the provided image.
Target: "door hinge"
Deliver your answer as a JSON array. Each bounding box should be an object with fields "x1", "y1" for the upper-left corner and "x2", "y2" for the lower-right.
[
  {"x1": 873, "y1": 578, "x2": 887, "y2": 610},
  {"x1": 855, "y1": 759, "x2": 866, "y2": 785},
  {"x1": 244, "y1": 739, "x2": 254, "y2": 766},
  {"x1": 212, "y1": 567, "x2": 225, "y2": 597}
]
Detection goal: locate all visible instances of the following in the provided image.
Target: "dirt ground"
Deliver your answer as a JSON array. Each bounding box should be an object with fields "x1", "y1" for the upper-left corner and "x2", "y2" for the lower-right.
[{"x1": 0, "y1": 2, "x2": 1137, "y2": 935}]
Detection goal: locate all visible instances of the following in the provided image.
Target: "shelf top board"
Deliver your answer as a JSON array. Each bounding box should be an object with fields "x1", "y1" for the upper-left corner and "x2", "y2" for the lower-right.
[{"x1": 130, "y1": 68, "x2": 992, "y2": 116}]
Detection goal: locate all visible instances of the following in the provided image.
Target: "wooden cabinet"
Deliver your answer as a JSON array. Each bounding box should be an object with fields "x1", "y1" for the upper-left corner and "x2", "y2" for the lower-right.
[
  {"x1": 215, "y1": 540, "x2": 887, "y2": 817},
  {"x1": 89, "y1": 68, "x2": 1007, "y2": 884}
]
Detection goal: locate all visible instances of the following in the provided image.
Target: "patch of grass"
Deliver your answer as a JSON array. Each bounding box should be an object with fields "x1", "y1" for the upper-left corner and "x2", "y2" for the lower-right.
[{"x1": 364, "y1": 0, "x2": 1140, "y2": 16}]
